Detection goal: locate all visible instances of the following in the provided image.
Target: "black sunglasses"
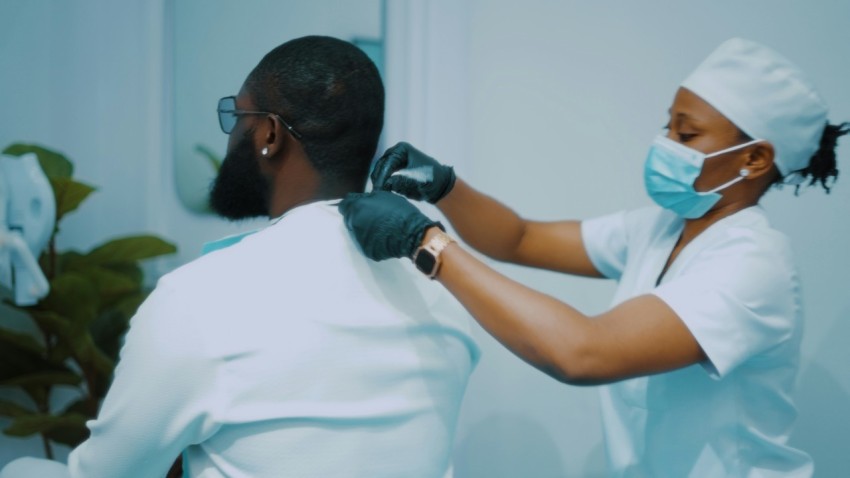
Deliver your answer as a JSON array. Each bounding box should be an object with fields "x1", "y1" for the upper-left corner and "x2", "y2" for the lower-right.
[{"x1": 216, "y1": 96, "x2": 302, "y2": 139}]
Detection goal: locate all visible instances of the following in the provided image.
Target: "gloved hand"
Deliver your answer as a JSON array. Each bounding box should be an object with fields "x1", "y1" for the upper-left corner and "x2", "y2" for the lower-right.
[
  {"x1": 371, "y1": 142, "x2": 457, "y2": 204},
  {"x1": 338, "y1": 191, "x2": 444, "y2": 262}
]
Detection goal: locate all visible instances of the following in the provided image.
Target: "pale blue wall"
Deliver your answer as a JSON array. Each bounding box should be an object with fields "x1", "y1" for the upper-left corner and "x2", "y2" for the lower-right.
[
  {"x1": 1, "y1": 1, "x2": 848, "y2": 476},
  {"x1": 0, "y1": 0, "x2": 168, "y2": 464},
  {"x1": 0, "y1": 0, "x2": 383, "y2": 465},
  {"x1": 171, "y1": 0, "x2": 382, "y2": 213},
  {"x1": 455, "y1": 1, "x2": 850, "y2": 476}
]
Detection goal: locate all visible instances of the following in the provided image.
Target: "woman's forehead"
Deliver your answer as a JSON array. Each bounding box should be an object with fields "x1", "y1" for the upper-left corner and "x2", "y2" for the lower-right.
[{"x1": 670, "y1": 87, "x2": 738, "y2": 131}]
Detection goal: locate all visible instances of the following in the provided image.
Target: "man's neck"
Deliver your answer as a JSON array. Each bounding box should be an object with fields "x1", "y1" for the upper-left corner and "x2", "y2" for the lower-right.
[{"x1": 267, "y1": 179, "x2": 364, "y2": 218}]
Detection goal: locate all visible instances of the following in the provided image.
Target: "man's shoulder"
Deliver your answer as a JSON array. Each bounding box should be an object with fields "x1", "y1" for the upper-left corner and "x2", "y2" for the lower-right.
[
  {"x1": 153, "y1": 201, "x2": 372, "y2": 313},
  {"x1": 160, "y1": 236, "x2": 258, "y2": 291}
]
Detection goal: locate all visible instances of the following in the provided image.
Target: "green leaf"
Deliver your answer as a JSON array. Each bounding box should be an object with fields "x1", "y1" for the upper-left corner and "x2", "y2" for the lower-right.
[
  {"x1": 45, "y1": 421, "x2": 90, "y2": 447},
  {"x1": 102, "y1": 262, "x2": 144, "y2": 287},
  {"x1": 61, "y1": 398, "x2": 93, "y2": 417},
  {"x1": 50, "y1": 177, "x2": 97, "y2": 222},
  {"x1": 5, "y1": 399, "x2": 93, "y2": 446},
  {"x1": 22, "y1": 310, "x2": 75, "y2": 364},
  {"x1": 0, "y1": 334, "x2": 78, "y2": 384},
  {"x1": 0, "y1": 371, "x2": 82, "y2": 387},
  {"x1": 195, "y1": 143, "x2": 222, "y2": 172},
  {"x1": 58, "y1": 254, "x2": 145, "y2": 288},
  {"x1": 46, "y1": 342, "x2": 74, "y2": 366},
  {"x1": 111, "y1": 291, "x2": 148, "y2": 319},
  {"x1": 81, "y1": 267, "x2": 140, "y2": 308},
  {"x1": 52, "y1": 250, "x2": 86, "y2": 276},
  {"x1": 85, "y1": 235, "x2": 177, "y2": 265},
  {"x1": 90, "y1": 311, "x2": 129, "y2": 361},
  {"x1": 0, "y1": 399, "x2": 35, "y2": 418},
  {"x1": 0, "y1": 335, "x2": 56, "y2": 381},
  {"x1": 0, "y1": 328, "x2": 45, "y2": 356},
  {"x1": 41, "y1": 273, "x2": 99, "y2": 328},
  {"x1": 71, "y1": 333, "x2": 115, "y2": 383},
  {"x1": 3, "y1": 412, "x2": 88, "y2": 438},
  {"x1": 26, "y1": 310, "x2": 72, "y2": 340},
  {"x1": 90, "y1": 290, "x2": 148, "y2": 363},
  {"x1": 20, "y1": 386, "x2": 48, "y2": 411},
  {"x1": 0, "y1": 350, "x2": 78, "y2": 413},
  {"x1": 2, "y1": 143, "x2": 73, "y2": 179}
]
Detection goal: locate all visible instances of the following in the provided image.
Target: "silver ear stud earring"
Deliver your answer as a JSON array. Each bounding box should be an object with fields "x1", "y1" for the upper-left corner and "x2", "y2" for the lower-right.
[{"x1": 261, "y1": 147, "x2": 269, "y2": 156}]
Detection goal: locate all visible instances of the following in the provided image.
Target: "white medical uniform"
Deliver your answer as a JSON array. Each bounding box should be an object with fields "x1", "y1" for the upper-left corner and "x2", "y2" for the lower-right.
[
  {"x1": 582, "y1": 205, "x2": 813, "y2": 477},
  {"x1": 1, "y1": 201, "x2": 478, "y2": 478}
]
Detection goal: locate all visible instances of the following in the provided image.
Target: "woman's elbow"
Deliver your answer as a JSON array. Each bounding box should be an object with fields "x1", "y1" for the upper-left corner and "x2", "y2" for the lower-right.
[{"x1": 538, "y1": 341, "x2": 610, "y2": 386}]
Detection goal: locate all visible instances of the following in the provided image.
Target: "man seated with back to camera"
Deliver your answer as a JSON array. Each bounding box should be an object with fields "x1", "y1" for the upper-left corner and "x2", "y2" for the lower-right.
[{"x1": 0, "y1": 35, "x2": 479, "y2": 478}]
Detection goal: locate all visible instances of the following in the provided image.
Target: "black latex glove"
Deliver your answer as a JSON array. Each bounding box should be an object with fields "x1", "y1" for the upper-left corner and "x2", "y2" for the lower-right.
[
  {"x1": 370, "y1": 142, "x2": 457, "y2": 204},
  {"x1": 339, "y1": 191, "x2": 444, "y2": 262}
]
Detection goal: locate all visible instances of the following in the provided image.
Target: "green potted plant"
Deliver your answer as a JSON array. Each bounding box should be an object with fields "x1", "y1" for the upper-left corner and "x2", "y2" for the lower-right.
[{"x1": 0, "y1": 143, "x2": 177, "y2": 459}]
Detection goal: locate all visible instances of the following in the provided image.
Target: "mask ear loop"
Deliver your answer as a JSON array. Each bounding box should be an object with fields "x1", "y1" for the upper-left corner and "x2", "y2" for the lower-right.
[
  {"x1": 705, "y1": 173, "x2": 746, "y2": 194},
  {"x1": 703, "y1": 138, "x2": 764, "y2": 159},
  {"x1": 702, "y1": 140, "x2": 762, "y2": 193}
]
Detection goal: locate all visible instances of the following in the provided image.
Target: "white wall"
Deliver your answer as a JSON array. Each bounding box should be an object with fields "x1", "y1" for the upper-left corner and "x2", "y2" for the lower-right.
[{"x1": 2, "y1": 0, "x2": 848, "y2": 476}]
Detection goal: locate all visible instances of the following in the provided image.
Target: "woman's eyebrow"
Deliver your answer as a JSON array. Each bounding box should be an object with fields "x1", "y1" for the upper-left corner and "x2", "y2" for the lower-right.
[{"x1": 669, "y1": 110, "x2": 708, "y2": 129}]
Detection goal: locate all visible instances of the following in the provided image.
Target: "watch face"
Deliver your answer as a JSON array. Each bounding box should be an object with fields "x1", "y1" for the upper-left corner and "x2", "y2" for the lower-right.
[{"x1": 414, "y1": 250, "x2": 437, "y2": 274}]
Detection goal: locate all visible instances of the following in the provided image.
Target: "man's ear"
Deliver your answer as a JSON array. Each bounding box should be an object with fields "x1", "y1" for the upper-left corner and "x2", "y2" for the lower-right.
[
  {"x1": 261, "y1": 115, "x2": 286, "y2": 158},
  {"x1": 743, "y1": 142, "x2": 776, "y2": 179}
]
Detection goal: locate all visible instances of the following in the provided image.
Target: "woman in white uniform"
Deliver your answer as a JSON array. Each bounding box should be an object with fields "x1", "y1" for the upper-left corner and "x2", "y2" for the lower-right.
[{"x1": 338, "y1": 38, "x2": 849, "y2": 476}]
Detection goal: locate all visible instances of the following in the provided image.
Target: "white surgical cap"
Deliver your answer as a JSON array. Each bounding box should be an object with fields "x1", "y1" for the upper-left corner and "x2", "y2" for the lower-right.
[{"x1": 681, "y1": 38, "x2": 828, "y2": 181}]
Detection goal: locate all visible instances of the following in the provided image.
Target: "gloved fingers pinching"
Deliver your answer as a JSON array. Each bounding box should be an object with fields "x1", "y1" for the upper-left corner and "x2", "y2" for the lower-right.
[{"x1": 370, "y1": 143, "x2": 409, "y2": 190}]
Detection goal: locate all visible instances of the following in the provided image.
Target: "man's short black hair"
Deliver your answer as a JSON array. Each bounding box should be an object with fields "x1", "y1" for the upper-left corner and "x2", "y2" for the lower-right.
[{"x1": 245, "y1": 35, "x2": 384, "y2": 189}]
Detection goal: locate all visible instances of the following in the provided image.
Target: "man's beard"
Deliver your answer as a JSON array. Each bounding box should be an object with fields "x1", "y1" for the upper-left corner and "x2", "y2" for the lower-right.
[{"x1": 209, "y1": 131, "x2": 270, "y2": 220}]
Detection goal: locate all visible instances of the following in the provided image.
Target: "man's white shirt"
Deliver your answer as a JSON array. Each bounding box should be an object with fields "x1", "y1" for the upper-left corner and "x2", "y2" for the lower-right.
[{"x1": 2, "y1": 201, "x2": 478, "y2": 478}]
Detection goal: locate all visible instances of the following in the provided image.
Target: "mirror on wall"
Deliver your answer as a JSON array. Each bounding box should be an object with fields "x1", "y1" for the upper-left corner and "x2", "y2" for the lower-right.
[{"x1": 170, "y1": 0, "x2": 383, "y2": 214}]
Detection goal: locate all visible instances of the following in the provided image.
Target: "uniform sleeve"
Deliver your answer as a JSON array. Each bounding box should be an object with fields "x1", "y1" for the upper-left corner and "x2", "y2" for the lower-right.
[
  {"x1": 581, "y1": 210, "x2": 629, "y2": 280},
  {"x1": 67, "y1": 279, "x2": 222, "y2": 477},
  {"x1": 652, "y1": 233, "x2": 799, "y2": 379}
]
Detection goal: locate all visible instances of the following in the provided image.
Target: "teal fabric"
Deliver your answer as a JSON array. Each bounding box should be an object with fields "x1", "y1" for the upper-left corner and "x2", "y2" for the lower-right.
[{"x1": 201, "y1": 231, "x2": 257, "y2": 255}]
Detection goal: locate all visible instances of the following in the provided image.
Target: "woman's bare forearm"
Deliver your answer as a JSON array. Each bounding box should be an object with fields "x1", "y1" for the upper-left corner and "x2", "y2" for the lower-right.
[{"x1": 438, "y1": 179, "x2": 601, "y2": 276}]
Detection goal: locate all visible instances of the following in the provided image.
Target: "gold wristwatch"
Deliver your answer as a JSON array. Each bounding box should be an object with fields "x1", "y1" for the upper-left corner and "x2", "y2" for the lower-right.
[{"x1": 412, "y1": 230, "x2": 455, "y2": 279}]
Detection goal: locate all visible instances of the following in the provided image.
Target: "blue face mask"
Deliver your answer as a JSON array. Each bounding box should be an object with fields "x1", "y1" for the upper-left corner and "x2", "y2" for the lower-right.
[{"x1": 643, "y1": 134, "x2": 762, "y2": 219}]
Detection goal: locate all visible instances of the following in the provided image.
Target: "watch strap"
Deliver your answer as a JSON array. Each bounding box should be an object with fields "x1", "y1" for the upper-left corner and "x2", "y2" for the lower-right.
[{"x1": 413, "y1": 231, "x2": 455, "y2": 278}]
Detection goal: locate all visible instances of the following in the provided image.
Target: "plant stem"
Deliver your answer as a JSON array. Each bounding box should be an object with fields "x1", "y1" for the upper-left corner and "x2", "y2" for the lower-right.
[
  {"x1": 33, "y1": 324, "x2": 57, "y2": 460},
  {"x1": 41, "y1": 432, "x2": 54, "y2": 460},
  {"x1": 34, "y1": 386, "x2": 55, "y2": 460},
  {"x1": 36, "y1": 205, "x2": 59, "y2": 459},
  {"x1": 82, "y1": 365, "x2": 99, "y2": 416},
  {"x1": 38, "y1": 324, "x2": 54, "y2": 360},
  {"x1": 48, "y1": 235, "x2": 57, "y2": 280}
]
